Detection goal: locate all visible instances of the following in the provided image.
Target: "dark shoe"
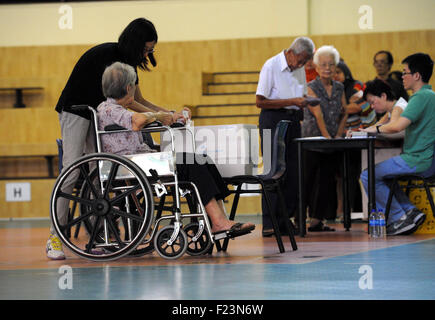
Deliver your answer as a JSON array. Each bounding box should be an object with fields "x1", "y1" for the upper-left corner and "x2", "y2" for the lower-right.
[
  {"x1": 262, "y1": 228, "x2": 274, "y2": 237},
  {"x1": 386, "y1": 208, "x2": 426, "y2": 236},
  {"x1": 262, "y1": 225, "x2": 299, "y2": 237},
  {"x1": 214, "y1": 222, "x2": 255, "y2": 240},
  {"x1": 399, "y1": 208, "x2": 426, "y2": 235},
  {"x1": 291, "y1": 227, "x2": 300, "y2": 236},
  {"x1": 308, "y1": 221, "x2": 335, "y2": 232}
]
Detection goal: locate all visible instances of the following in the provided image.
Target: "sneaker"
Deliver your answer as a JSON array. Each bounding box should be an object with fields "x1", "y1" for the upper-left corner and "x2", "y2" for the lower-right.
[
  {"x1": 408, "y1": 208, "x2": 426, "y2": 224},
  {"x1": 46, "y1": 234, "x2": 66, "y2": 260},
  {"x1": 386, "y1": 209, "x2": 426, "y2": 236},
  {"x1": 401, "y1": 208, "x2": 426, "y2": 235}
]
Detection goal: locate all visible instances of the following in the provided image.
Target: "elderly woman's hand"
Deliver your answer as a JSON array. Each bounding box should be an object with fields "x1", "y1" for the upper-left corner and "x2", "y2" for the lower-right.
[
  {"x1": 155, "y1": 112, "x2": 174, "y2": 126},
  {"x1": 171, "y1": 112, "x2": 184, "y2": 124},
  {"x1": 182, "y1": 106, "x2": 192, "y2": 119}
]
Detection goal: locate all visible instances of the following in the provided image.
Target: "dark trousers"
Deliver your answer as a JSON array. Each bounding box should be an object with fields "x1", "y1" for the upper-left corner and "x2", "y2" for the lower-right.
[
  {"x1": 175, "y1": 153, "x2": 230, "y2": 206},
  {"x1": 347, "y1": 150, "x2": 362, "y2": 212},
  {"x1": 304, "y1": 150, "x2": 341, "y2": 220},
  {"x1": 259, "y1": 109, "x2": 302, "y2": 230}
]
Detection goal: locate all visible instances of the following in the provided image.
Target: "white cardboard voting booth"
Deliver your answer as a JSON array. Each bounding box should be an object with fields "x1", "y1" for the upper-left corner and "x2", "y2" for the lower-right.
[{"x1": 160, "y1": 124, "x2": 261, "y2": 178}]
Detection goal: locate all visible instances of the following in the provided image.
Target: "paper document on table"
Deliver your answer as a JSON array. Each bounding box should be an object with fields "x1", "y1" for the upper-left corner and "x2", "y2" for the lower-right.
[
  {"x1": 301, "y1": 136, "x2": 327, "y2": 140},
  {"x1": 349, "y1": 131, "x2": 368, "y2": 139}
]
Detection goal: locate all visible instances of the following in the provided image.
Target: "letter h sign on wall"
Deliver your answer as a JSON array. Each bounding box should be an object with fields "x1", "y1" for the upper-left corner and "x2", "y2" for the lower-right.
[{"x1": 5, "y1": 182, "x2": 31, "y2": 202}]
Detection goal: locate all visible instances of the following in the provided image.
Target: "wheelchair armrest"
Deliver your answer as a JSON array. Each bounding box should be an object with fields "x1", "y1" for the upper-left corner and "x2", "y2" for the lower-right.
[
  {"x1": 104, "y1": 124, "x2": 127, "y2": 131},
  {"x1": 170, "y1": 122, "x2": 185, "y2": 128},
  {"x1": 144, "y1": 121, "x2": 163, "y2": 128},
  {"x1": 103, "y1": 123, "x2": 161, "y2": 151},
  {"x1": 105, "y1": 121, "x2": 163, "y2": 132}
]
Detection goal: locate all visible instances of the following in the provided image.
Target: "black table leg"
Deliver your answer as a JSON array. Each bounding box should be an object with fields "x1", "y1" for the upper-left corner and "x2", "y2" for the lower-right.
[
  {"x1": 342, "y1": 150, "x2": 351, "y2": 231},
  {"x1": 297, "y1": 142, "x2": 306, "y2": 237},
  {"x1": 367, "y1": 139, "x2": 376, "y2": 233}
]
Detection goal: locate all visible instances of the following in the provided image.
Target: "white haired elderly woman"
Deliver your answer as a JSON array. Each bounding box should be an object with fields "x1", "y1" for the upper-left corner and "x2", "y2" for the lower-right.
[
  {"x1": 301, "y1": 45, "x2": 348, "y2": 232},
  {"x1": 97, "y1": 62, "x2": 255, "y2": 238}
]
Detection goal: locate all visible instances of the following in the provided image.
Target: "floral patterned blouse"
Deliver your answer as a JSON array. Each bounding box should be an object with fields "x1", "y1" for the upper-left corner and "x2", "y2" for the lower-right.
[
  {"x1": 96, "y1": 98, "x2": 155, "y2": 155},
  {"x1": 302, "y1": 77, "x2": 345, "y2": 138}
]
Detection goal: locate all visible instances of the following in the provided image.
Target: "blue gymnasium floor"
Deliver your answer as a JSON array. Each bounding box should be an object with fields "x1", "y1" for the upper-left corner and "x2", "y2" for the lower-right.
[
  {"x1": 1, "y1": 218, "x2": 435, "y2": 301},
  {"x1": 3, "y1": 242, "x2": 435, "y2": 300}
]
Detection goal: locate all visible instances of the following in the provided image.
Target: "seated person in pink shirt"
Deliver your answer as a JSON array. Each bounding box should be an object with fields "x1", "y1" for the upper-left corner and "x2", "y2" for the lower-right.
[{"x1": 97, "y1": 61, "x2": 255, "y2": 237}]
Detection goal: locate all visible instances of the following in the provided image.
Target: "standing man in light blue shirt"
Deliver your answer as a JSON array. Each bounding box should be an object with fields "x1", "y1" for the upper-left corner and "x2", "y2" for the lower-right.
[{"x1": 256, "y1": 37, "x2": 315, "y2": 237}]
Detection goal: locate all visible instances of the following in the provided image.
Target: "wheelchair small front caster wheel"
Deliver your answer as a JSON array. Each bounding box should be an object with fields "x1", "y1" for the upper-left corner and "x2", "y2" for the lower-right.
[
  {"x1": 184, "y1": 222, "x2": 212, "y2": 256},
  {"x1": 154, "y1": 225, "x2": 188, "y2": 260}
]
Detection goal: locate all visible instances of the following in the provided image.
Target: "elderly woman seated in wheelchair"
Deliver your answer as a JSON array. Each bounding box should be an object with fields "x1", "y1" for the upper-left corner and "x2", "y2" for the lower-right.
[{"x1": 50, "y1": 61, "x2": 254, "y2": 261}]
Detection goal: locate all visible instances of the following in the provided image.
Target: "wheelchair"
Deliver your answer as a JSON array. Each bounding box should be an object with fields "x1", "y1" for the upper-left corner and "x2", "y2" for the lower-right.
[{"x1": 50, "y1": 105, "x2": 224, "y2": 261}]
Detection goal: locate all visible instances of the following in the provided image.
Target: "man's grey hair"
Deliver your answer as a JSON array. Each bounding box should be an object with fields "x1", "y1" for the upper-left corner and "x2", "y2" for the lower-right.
[
  {"x1": 289, "y1": 37, "x2": 315, "y2": 57},
  {"x1": 102, "y1": 61, "x2": 137, "y2": 99}
]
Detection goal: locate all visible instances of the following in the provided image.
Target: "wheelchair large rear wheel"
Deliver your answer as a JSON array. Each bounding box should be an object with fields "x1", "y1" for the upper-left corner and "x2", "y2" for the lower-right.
[
  {"x1": 50, "y1": 153, "x2": 154, "y2": 261},
  {"x1": 79, "y1": 175, "x2": 154, "y2": 257}
]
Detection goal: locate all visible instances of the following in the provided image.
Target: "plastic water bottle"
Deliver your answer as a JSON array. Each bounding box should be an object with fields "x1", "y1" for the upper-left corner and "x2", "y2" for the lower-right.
[
  {"x1": 369, "y1": 209, "x2": 378, "y2": 238},
  {"x1": 377, "y1": 209, "x2": 387, "y2": 239}
]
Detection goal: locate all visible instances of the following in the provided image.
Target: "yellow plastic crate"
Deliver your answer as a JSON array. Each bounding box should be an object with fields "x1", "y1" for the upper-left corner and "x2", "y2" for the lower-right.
[{"x1": 407, "y1": 185, "x2": 435, "y2": 234}]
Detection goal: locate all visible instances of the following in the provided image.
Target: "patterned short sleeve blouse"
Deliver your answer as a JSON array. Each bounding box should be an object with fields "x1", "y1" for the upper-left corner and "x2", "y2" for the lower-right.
[
  {"x1": 96, "y1": 98, "x2": 155, "y2": 155},
  {"x1": 302, "y1": 77, "x2": 345, "y2": 138}
]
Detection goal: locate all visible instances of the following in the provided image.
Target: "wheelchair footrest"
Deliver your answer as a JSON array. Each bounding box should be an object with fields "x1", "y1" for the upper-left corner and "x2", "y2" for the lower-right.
[{"x1": 212, "y1": 223, "x2": 255, "y2": 240}]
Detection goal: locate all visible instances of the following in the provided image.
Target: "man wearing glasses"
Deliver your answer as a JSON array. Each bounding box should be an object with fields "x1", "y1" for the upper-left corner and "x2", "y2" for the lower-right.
[
  {"x1": 372, "y1": 50, "x2": 409, "y2": 102},
  {"x1": 256, "y1": 37, "x2": 315, "y2": 237},
  {"x1": 360, "y1": 53, "x2": 435, "y2": 236}
]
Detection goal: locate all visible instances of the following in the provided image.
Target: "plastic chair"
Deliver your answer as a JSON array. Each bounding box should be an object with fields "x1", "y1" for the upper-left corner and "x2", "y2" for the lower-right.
[
  {"x1": 222, "y1": 120, "x2": 298, "y2": 253},
  {"x1": 384, "y1": 143, "x2": 435, "y2": 223}
]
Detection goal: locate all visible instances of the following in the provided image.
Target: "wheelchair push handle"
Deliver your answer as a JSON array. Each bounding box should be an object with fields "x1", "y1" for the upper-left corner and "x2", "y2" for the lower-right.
[{"x1": 70, "y1": 104, "x2": 92, "y2": 112}]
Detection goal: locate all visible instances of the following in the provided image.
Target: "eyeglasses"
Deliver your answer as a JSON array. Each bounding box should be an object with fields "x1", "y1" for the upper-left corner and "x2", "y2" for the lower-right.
[
  {"x1": 144, "y1": 47, "x2": 155, "y2": 54},
  {"x1": 318, "y1": 63, "x2": 336, "y2": 69},
  {"x1": 402, "y1": 71, "x2": 414, "y2": 76},
  {"x1": 373, "y1": 60, "x2": 389, "y2": 66}
]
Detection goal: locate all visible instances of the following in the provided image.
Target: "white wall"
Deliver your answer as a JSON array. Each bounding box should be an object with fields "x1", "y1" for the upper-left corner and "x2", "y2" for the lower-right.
[
  {"x1": 310, "y1": 0, "x2": 435, "y2": 35},
  {"x1": 0, "y1": 0, "x2": 434, "y2": 47},
  {"x1": 0, "y1": 0, "x2": 308, "y2": 46}
]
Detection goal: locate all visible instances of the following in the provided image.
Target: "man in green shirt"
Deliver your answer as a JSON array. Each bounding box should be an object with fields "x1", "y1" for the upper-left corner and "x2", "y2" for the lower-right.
[{"x1": 361, "y1": 53, "x2": 435, "y2": 235}]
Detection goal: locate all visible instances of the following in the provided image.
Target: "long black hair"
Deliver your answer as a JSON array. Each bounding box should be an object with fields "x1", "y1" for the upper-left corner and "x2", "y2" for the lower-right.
[
  {"x1": 337, "y1": 61, "x2": 360, "y2": 103},
  {"x1": 118, "y1": 18, "x2": 158, "y2": 71}
]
